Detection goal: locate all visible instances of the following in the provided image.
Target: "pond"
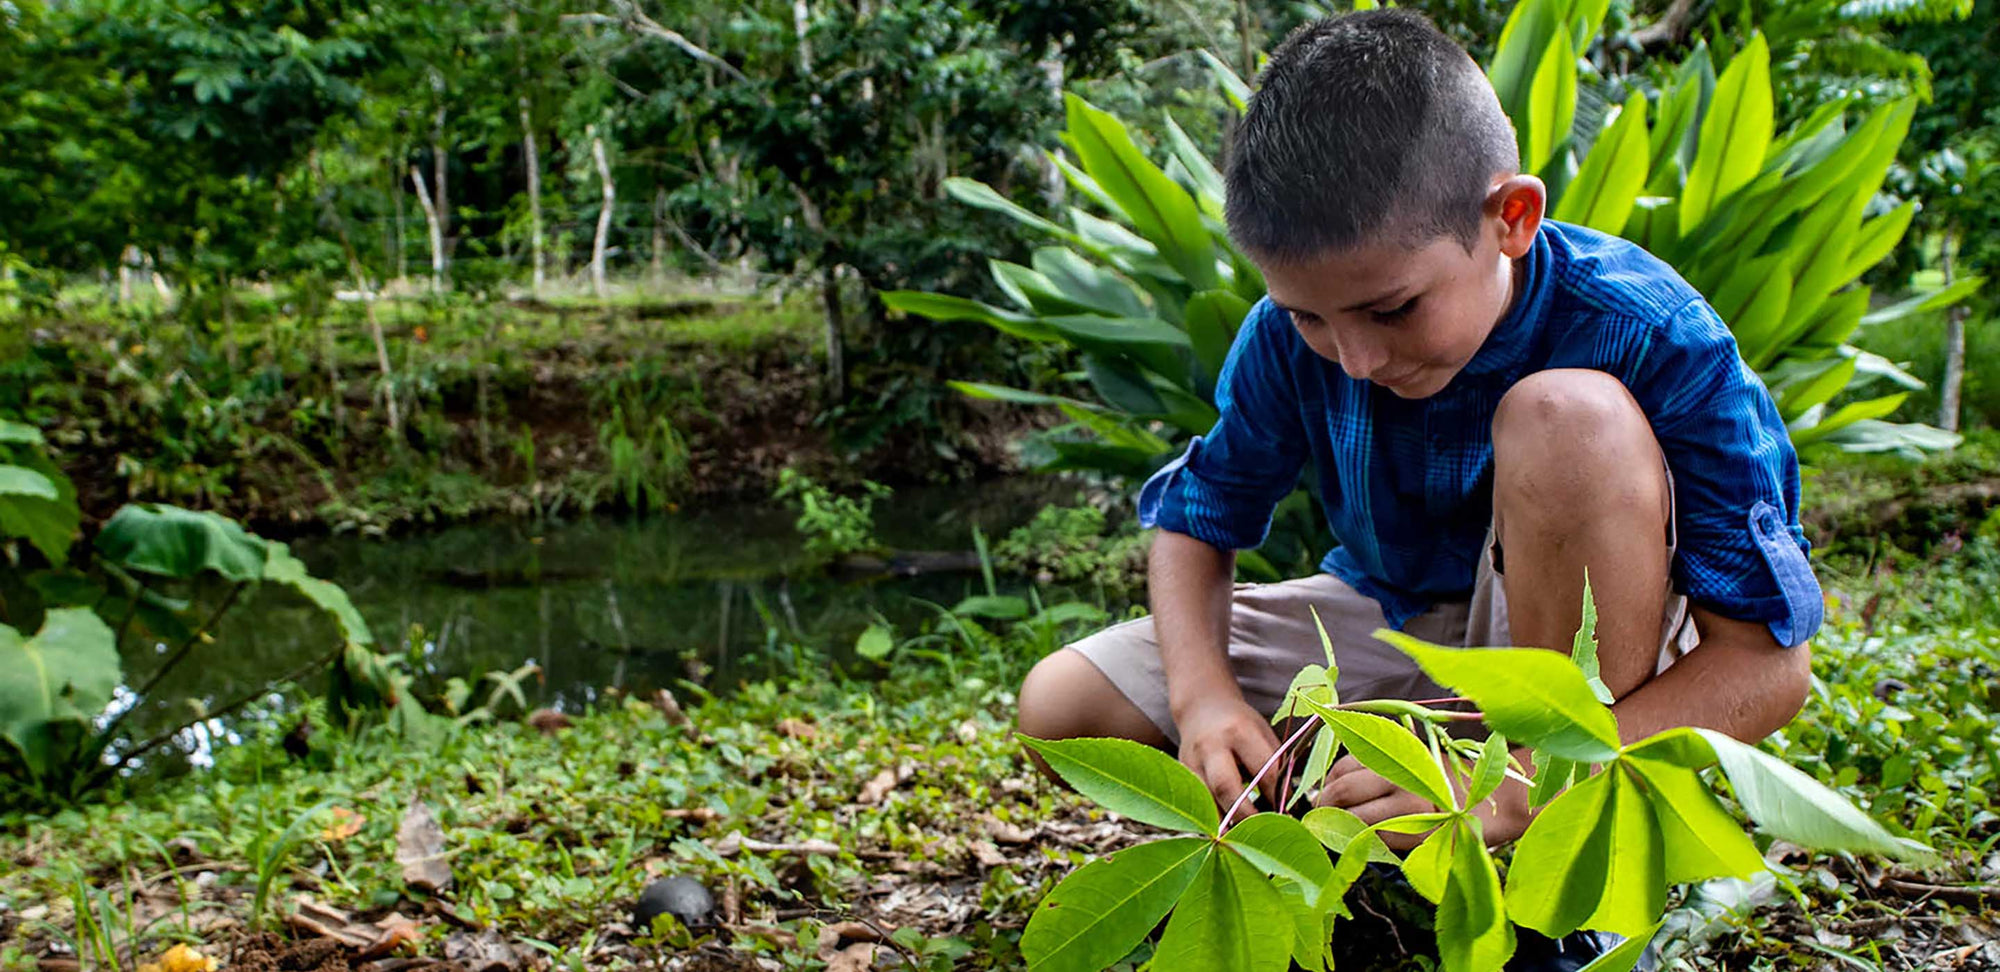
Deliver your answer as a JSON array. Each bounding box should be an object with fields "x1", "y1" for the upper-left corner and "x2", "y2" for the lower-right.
[{"x1": 124, "y1": 477, "x2": 1111, "y2": 768}]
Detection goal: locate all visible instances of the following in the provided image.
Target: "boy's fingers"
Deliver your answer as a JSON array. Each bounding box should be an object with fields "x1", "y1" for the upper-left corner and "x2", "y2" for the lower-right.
[{"x1": 1317, "y1": 766, "x2": 1397, "y2": 808}]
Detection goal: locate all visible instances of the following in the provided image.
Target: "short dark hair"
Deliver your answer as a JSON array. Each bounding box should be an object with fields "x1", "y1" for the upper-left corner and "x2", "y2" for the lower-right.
[{"x1": 1224, "y1": 10, "x2": 1519, "y2": 261}]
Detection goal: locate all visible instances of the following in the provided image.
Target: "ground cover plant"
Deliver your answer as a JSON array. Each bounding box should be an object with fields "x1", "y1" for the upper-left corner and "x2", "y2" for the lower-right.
[{"x1": 4, "y1": 551, "x2": 1999, "y2": 971}]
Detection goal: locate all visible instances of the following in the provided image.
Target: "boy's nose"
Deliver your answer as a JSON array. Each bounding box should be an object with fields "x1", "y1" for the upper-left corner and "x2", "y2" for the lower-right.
[{"x1": 1333, "y1": 335, "x2": 1389, "y2": 382}]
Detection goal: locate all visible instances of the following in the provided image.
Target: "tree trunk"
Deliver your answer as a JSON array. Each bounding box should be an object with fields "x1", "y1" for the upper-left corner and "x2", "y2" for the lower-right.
[
  {"x1": 821, "y1": 264, "x2": 845, "y2": 403},
  {"x1": 1940, "y1": 231, "x2": 1968, "y2": 434},
  {"x1": 315, "y1": 155, "x2": 400, "y2": 437},
  {"x1": 118, "y1": 246, "x2": 137, "y2": 304},
  {"x1": 147, "y1": 252, "x2": 173, "y2": 303},
  {"x1": 522, "y1": 98, "x2": 546, "y2": 296},
  {"x1": 410, "y1": 164, "x2": 447, "y2": 294},
  {"x1": 1038, "y1": 50, "x2": 1066, "y2": 206},
  {"x1": 650, "y1": 187, "x2": 668, "y2": 283},
  {"x1": 792, "y1": 0, "x2": 813, "y2": 74},
  {"x1": 590, "y1": 130, "x2": 615, "y2": 302},
  {"x1": 392, "y1": 142, "x2": 409, "y2": 283},
  {"x1": 431, "y1": 99, "x2": 450, "y2": 267}
]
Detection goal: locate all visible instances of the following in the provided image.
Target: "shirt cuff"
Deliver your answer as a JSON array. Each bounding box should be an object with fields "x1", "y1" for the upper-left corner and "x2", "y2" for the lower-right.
[{"x1": 1748, "y1": 500, "x2": 1823, "y2": 648}]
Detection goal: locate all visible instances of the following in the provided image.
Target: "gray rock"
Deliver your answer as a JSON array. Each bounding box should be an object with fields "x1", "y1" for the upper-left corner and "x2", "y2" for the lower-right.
[{"x1": 633, "y1": 875, "x2": 714, "y2": 931}]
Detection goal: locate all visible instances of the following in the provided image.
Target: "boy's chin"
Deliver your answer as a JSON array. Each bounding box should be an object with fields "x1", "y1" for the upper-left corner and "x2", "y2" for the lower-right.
[{"x1": 1375, "y1": 369, "x2": 1454, "y2": 399}]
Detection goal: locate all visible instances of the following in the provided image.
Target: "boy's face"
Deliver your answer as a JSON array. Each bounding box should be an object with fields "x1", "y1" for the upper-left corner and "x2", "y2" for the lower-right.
[{"x1": 1260, "y1": 177, "x2": 1543, "y2": 399}]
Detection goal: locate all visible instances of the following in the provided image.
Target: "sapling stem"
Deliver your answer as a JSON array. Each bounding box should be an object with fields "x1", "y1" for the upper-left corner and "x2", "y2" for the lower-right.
[{"x1": 1226, "y1": 713, "x2": 1321, "y2": 826}]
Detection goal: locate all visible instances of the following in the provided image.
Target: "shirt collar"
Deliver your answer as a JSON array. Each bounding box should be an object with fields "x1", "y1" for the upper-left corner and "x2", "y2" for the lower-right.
[{"x1": 1455, "y1": 225, "x2": 1553, "y2": 380}]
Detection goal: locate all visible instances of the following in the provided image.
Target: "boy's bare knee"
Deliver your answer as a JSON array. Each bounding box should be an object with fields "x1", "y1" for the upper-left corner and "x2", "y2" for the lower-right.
[
  {"x1": 1493, "y1": 369, "x2": 1666, "y2": 521},
  {"x1": 1016, "y1": 648, "x2": 1166, "y2": 747}
]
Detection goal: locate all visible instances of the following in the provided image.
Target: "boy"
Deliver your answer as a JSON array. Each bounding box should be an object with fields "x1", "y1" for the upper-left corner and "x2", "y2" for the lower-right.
[{"x1": 1018, "y1": 10, "x2": 1820, "y2": 858}]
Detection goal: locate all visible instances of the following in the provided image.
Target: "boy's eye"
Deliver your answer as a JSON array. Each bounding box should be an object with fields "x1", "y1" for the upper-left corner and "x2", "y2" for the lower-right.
[
  {"x1": 1373, "y1": 297, "x2": 1419, "y2": 322},
  {"x1": 1289, "y1": 310, "x2": 1323, "y2": 328}
]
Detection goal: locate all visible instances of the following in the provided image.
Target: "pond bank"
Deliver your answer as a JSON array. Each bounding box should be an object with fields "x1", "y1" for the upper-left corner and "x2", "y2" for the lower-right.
[{"x1": 5, "y1": 296, "x2": 1037, "y2": 536}]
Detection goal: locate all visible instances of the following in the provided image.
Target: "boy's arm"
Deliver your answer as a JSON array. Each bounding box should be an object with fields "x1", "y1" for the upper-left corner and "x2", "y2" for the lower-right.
[{"x1": 1150, "y1": 530, "x2": 1280, "y2": 822}]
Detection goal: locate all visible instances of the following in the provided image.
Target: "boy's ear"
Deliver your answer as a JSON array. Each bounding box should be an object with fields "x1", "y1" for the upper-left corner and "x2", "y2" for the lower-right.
[{"x1": 1485, "y1": 175, "x2": 1545, "y2": 259}]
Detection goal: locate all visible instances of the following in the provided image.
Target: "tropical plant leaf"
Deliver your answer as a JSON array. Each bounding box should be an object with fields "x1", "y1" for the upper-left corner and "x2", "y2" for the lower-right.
[
  {"x1": 1439, "y1": 819, "x2": 1516, "y2": 972},
  {"x1": 1020, "y1": 736, "x2": 1221, "y2": 835},
  {"x1": 1467, "y1": 733, "x2": 1512, "y2": 807},
  {"x1": 1032, "y1": 247, "x2": 1152, "y2": 319},
  {"x1": 0, "y1": 420, "x2": 44, "y2": 446},
  {"x1": 1575, "y1": 922, "x2": 1665, "y2": 972},
  {"x1": 1628, "y1": 757, "x2": 1767, "y2": 884},
  {"x1": 1151, "y1": 848, "x2": 1293, "y2": 972},
  {"x1": 0, "y1": 447, "x2": 80, "y2": 567},
  {"x1": 1402, "y1": 820, "x2": 1457, "y2": 904},
  {"x1": 1506, "y1": 768, "x2": 1615, "y2": 937},
  {"x1": 0, "y1": 465, "x2": 57, "y2": 501},
  {"x1": 1572, "y1": 573, "x2": 1612, "y2": 704},
  {"x1": 1224, "y1": 812, "x2": 1336, "y2": 905},
  {"x1": 1184, "y1": 290, "x2": 1250, "y2": 384},
  {"x1": 264, "y1": 542, "x2": 373, "y2": 646},
  {"x1": 1163, "y1": 113, "x2": 1225, "y2": 218},
  {"x1": 1064, "y1": 94, "x2": 1217, "y2": 290},
  {"x1": 1303, "y1": 807, "x2": 1401, "y2": 864},
  {"x1": 1695, "y1": 729, "x2": 1935, "y2": 861},
  {"x1": 880, "y1": 290, "x2": 1060, "y2": 342},
  {"x1": 1316, "y1": 709, "x2": 1456, "y2": 810},
  {"x1": 1382, "y1": 634, "x2": 1623, "y2": 762},
  {"x1": 1556, "y1": 92, "x2": 1649, "y2": 233},
  {"x1": 1583, "y1": 769, "x2": 1666, "y2": 937},
  {"x1": 1681, "y1": 33, "x2": 1773, "y2": 234},
  {"x1": 855, "y1": 624, "x2": 894, "y2": 661},
  {"x1": 1524, "y1": 29, "x2": 1578, "y2": 175},
  {"x1": 95, "y1": 503, "x2": 267, "y2": 582},
  {"x1": 0, "y1": 609, "x2": 120, "y2": 783},
  {"x1": 1020, "y1": 837, "x2": 1209, "y2": 972}
]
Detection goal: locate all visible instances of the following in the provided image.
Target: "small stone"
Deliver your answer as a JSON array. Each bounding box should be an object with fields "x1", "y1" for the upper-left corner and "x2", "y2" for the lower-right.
[{"x1": 633, "y1": 875, "x2": 714, "y2": 932}]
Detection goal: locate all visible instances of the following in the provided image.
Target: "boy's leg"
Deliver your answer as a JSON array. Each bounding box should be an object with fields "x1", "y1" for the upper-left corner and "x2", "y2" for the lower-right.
[
  {"x1": 1490, "y1": 369, "x2": 1675, "y2": 698},
  {"x1": 1017, "y1": 573, "x2": 1450, "y2": 749}
]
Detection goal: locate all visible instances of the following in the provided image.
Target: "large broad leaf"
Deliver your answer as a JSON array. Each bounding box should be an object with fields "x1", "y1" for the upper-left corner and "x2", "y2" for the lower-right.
[
  {"x1": 1224, "y1": 813, "x2": 1335, "y2": 905},
  {"x1": 1576, "y1": 923, "x2": 1665, "y2": 972},
  {"x1": 947, "y1": 381, "x2": 1099, "y2": 411},
  {"x1": 1776, "y1": 357, "x2": 1860, "y2": 420},
  {"x1": 1199, "y1": 50, "x2": 1252, "y2": 113},
  {"x1": 1064, "y1": 94, "x2": 1217, "y2": 290},
  {"x1": 1151, "y1": 848, "x2": 1294, "y2": 972},
  {"x1": 1302, "y1": 807, "x2": 1400, "y2": 863},
  {"x1": 880, "y1": 290, "x2": 1059, "y2": 343},
  {"x1": 1644, "y1": 73, "x2": 1702, "y2": 194},
  {"x1": 1695, "y1": 729, "x2": 1934, "y2": 861},
  {"x1": 944, "y1": 177, "x2": 1074, "y2": 240},
  {"x1": 1680, "y1": 33, "x2": 1773, "y2": 235},
  {"x1": 1627, "y1": 757, "x2": 1766, "y2": 884},
  {"x1": 1845, "y1": 201, "x2": 1919, "y2": 281},
  {"x1": 1584, "y1": 769, "x2": 1666, "y2": 937},
  {"x1": 1382, "y1": 634, "x2": 1623, "y2": 762},
  {"x1": 1163, "y1": 114, "x2": 1226, "y2": 219},
  {"x1": 1184, "y1": 289, "x2": 1250, "y2": 385},
  {"x1": 1859, "y1": 274, "x2": 1985, "y2": 328},
  {"x1": 1085, "y1": 355, "x2": 1168, "y2": 415},
  {"x1": 265, "y1": 542, "x2": 374, "y2": 646},
  {"x1": 1315, "y1": 708, "x2": 1456, "y2": 810},
  {"x1": 0, "y1": 465, "x2": 58, "y2": 501},
  {"x1": 1032, "y1": 247, "x2": 1152, "y2": 319},
  {"x1": 0, "y1": 420, "x2": 45, "y2": 446},
  {"x1": 1021, "y1": 837, "x2": 1209, "y2": 972},
  {"x1": 1524, "y1": 29, "x2": 1578, "y2": 175},
  {"x1": 1489, "y1": 0, "x2": 1562, "y2": 129},
  {"x1": 1555, "y1": 92, "x2": 1649, "y2": 233},
  {"x1": 0, "y1": 447, "x2": 80, "y2": 567},
  {"x1": 1020, "y1": 736, "x2": 1221, "y2": 835},
  {"x1": 1506, "y1": 769, "x2": 1615, "y2": 937},
  {"x1": 1439, "y1": 819, "x2": 1516, "y2": 972},
  {"x1": 0, "y1": 608, "x2": 120, "y2": 782},
  {"x1": 1791, "y1": 394, "x2": 1910, "y2": 447},
  {"x1": 95, "y1": 504, "x2": 267, "y2": 582}
]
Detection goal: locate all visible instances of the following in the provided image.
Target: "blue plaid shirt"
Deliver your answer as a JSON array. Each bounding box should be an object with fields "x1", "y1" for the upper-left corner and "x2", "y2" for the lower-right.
[{"x1": 1139, "y1": 221, "x2": 1822, "y2": 648}]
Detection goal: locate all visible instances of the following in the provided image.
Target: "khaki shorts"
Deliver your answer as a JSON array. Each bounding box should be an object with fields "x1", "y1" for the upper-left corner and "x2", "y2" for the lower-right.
[{"x1": 1068, "y1": 530, "x2": 1699, "y2": 745}]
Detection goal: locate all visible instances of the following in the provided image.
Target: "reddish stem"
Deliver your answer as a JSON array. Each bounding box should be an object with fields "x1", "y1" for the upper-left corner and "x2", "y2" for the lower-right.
[{"x1": 1225, "y1": 713, "x2": 1321, "y2": 828}]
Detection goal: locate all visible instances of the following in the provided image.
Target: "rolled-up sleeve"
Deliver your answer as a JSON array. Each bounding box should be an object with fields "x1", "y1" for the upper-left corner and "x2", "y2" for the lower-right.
[
  {"x1": 1629, "y1": 299, "x2": 1823, "y2": 647},
  {"x1": 1138, "y1": 300, "x2": 1308, "y2": 550}
]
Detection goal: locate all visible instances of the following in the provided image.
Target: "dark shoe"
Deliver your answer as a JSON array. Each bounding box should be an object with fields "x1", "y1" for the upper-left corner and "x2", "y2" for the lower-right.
[{"x1": 1506, "y1": 928, "x2": 1658, "y2": 972}]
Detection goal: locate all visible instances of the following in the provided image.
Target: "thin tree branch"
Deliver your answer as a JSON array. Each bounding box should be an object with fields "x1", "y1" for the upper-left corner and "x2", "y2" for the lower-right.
[{"x1": 567, "y1": 5, "x2": 752, "y2": 84}]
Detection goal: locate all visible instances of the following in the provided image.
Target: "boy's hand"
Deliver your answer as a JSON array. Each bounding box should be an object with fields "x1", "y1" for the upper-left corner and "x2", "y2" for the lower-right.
[
  {"x1": 1175, "y1": 696, "x2": 1280, "y2": 827},
  {"x1": 1316, "y1": 755, "x2": 1533, "y2": 847}
]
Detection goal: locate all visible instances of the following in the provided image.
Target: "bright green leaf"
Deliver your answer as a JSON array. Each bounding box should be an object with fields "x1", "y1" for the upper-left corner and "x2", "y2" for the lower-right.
[
  {"x1": 1225, "y1": 813, "x2": 1336, "y2": 905},
  {"x1": 1152, "y1": 847, "x2": 1293, "y2": 972},
  {"x1": 1681, "y1": 34, "x2": 1773, "y2": 234},
  {"x1": 1020, "y1": 735, "x2": 1222, "y2": 835},
  {"x1": 1021, "y1": 837, "x2": 1209, "y2": 972},
  {"x1": 1439, "y1": 819, "x2": 1516, "y2": 972},
  {"x1": 1695, "y1": 729, "x2": 1935, "y2": 861},
  {"x1": 1628, "y1": 757, "x2": 1767, "y2": 884},
  {"x1": 1382, "y1": 633, "x2": 1623, "y2": 762},
  {"x1": 855, "y1": 624, "x2": 894, "y2": 661},
  {"x1": 1468, "y1": 733, "x2": 1512, "y2": 808},
  {"x1": 1582, "y1": 769, "x2": 1666, "y2": 937},
  {"x1": 1302, "y1": 807, "x2": 1400, "y2": 864},
  {"x1": 1318, "y1": 708, "x2": 1456, "y2": 810},
  {"x1": 1506, "y1": 768, "x2": 1615, "y2": 937},
  {"x1": 1556, "y1": 92, "x2": 1649, "y2": 233},
  {"x1": 95, "y1": 504, "x2": 267, "y2": 582},
  {"x1": 0, "y1": 609, "x2": 120, "y2": 783},
  {"x1": 0, "y1": 465, "x2": 58, "y2": 501}
]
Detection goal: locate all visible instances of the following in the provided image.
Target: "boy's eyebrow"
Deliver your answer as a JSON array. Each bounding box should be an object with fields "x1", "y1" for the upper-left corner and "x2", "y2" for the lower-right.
[{"x1": 1339, "y1": 287, "x2": 1411, "y2": 313}]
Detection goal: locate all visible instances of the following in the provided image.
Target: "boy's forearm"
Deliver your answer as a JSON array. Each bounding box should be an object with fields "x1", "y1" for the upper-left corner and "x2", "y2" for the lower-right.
[
  {"x1": 1607, "y1": 606, "x2": 1813, "y2": 746},
  {"x1": 1148, "y1": 531, "x2": 1242, "y2": 720}
]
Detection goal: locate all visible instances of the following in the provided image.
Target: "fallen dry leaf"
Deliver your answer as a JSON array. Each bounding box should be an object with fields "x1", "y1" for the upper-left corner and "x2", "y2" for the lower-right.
[
  {"x1": 970, "y1": 841, "x2": 1009, "y2": 868},
  {"x1": 357, "y1": 914, "x2": 423, "y2": 960},
  {"x1": 955, "y1": 719, "x2": 978, "y2": 744},
  {"x1": 443, "y1": 928, "x2": 519, "y2": 972},
  {"x1": 777, "y1": 718, "x2": 818, "y2": 740},
  {"x1": 856, "y1": 768, "x2": 899, "y2": 805},
  {"x1": 818, "y1": 920, "x2": 886, "y2": 951},
  {"x1": 322, "y1": 807, "x2": 365, "y2": 842},
  {"x1": 983, "y1": 814, "x2": 1035, "y2": 844},
  {"x1": 652, "y1": 688, "x2": 692, "y2": 730},
  {"x1": 824, "y1": 943, "x2": 877, "y2": 972},
  {"x1": 661, "y1": 807, "x2": 721, "y2": 824},
  {"x1": 526, "y1": 708, "x2": 571, "y2": 734},
  {"x1": 289, "y1": 898, "x2": 375, "y2": 948},
  {"x1": 397, "y1": 799, "x2": 452, "y2": 894}
]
